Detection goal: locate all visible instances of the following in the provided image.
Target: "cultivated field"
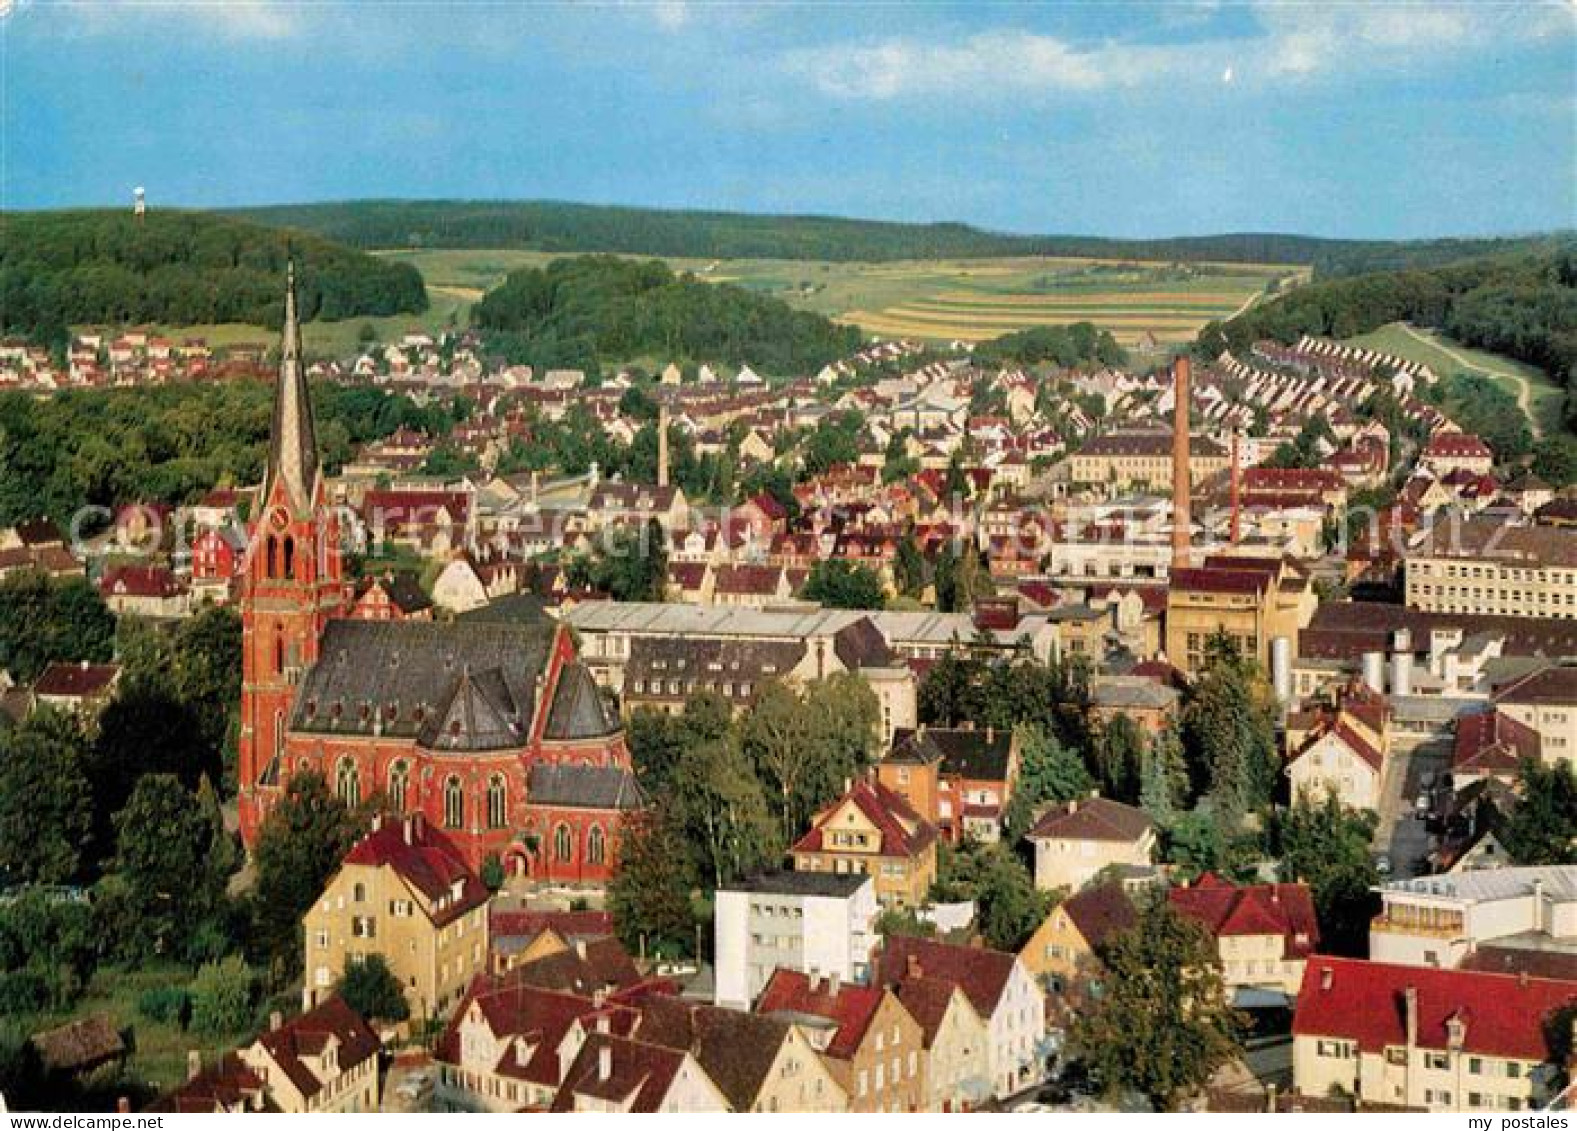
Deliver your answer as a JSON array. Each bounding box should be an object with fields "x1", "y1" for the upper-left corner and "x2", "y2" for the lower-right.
[
  {"x1": 1344, "y1": 321, "x2": 1565, "y2": 438},
  {"x1": 379, "y1": 249, "x2": 1305, "y2": 349}
]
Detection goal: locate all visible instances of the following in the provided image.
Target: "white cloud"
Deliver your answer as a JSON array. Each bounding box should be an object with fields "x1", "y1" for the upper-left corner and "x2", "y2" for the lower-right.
[
  {"x1": 28, "y1": 0, "x2": 301, "y2": 40},
  {"x1": 651, "y1": 0, "x2": 688, "y2": 31},
  {"x1": 785, "y1": 1, "x2": 1574, "y2": 101}
]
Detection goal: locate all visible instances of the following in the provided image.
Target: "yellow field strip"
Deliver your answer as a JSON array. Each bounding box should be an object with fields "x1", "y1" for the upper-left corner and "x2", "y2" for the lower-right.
[{"x1": 926, "y1": 290, "x2": 1252, "y2": 306}]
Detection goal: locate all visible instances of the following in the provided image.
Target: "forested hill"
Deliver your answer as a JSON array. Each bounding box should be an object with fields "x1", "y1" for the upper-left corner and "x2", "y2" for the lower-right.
[
  {"x1": 226, "y1": 199, "x2": 1566, "y2": 275},
  {"x1": 472, "y1": 254, "x2": 861, "y2": 375},
  {"x1": 1202, "y1": 245, "x2": 1577, "y2": 430},
  {"x1": 0, "y1": 210, "x2": 428, "y2": 348}
]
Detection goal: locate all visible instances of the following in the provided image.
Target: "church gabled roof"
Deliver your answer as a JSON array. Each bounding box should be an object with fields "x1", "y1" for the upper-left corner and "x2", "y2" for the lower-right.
[
  {"x1": 543, "y1": 661, "x2": 621, "y2": 741},
  {"x1": 264, "y1": 262, "x2": 320, "y2": 512},
  {"x1": 421, "y1": 666, "x2": 523, "y2": 752}
]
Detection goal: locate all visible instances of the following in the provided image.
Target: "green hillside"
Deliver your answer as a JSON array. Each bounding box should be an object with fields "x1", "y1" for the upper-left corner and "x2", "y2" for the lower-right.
[
  {"x1": 0, "y1": 210, "x2": 428, "y2": 349},
  {"x1": 226, "y1": 199, "x2": 1569, "y2": 276}
]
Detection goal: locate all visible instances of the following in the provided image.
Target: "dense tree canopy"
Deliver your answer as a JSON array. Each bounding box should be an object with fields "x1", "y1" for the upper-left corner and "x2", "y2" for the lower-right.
[
  {"x1": 0, "y1": 571, "x2": 115, "y2": 684},
  {"x1": 1271, "y1": 791, "x2": 1380, "y2": 956},
  {"x1": 0, "y1": 210, "x2": 426, "y2": 348},
  {"x1": 802, "y1": 559, "x2": 886, "y2": 610},
  {"x1": 974, "y1": 323, "x2": 1126, "y2": 368},
  {"x1": 1501, "y1": 760, "x2": 1577, "y2": 866},
  {"x1": 473, "y1": 255, "x2": 861, "y2": 375}
]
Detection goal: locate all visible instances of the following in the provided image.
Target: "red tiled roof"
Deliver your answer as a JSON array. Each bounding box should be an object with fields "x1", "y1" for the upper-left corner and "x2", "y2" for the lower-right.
[
  {"x1": 1169, "y1": 567, "x2": 1269, "y2": 595},
  {"x1": 790, "y1": 778, "x2": 939, "y2": 860},
  {"x1": 754, "y1": 969, "x2": 886, "y2": 1061},
  {"x1": 490, "y1": 909, "x2": 614, "y2": 941},
  {"x1": 1293, "y1": 956, "x2": 1577, "y2": 1061},
  {"x1": 551, "y1": 1032, "x2": 689, "y2": 1112},
  {"x1": 1058, "y1": 881, "x2": 1139, "y2": 952},
  {"x1": 100, "y1": 563, "x2": 184, "y2": 598},
  {"x1": 1452, "y1": 709, "x2": 1541, "y2": 775},
  {"x1": 876, "y1": 935, "x2": 1018, "y2": 1019},
  {"x1": 252, "y1": 997, "x2": 379, "y2": 1104},
  {"x1": 1423, "y1": 433, "x2": 1493, "y2": 459},
  {"x1": 1169, "y1": 875, "x2": 1319, "y2": 957},
  {"x1": 33, "y1": 661, "x2": 119, "y2": 699},
  {"x1": 341, "y1": 816, "x2": 488, "y2": 927}
]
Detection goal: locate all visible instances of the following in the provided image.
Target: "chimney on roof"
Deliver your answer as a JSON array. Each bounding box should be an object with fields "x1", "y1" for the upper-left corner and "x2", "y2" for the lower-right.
[
  {"x1": 575, "y1": 938, "x2": 588, "y2": 961},
  {"x1": 596, "y1": 1011, "x2": 610, "y2": 1035},
  {"x1": 593, "y1": 986, "x2": 607, "y2": 1008},
  {"x1": 404, "y1": 812, "x2": 423, "y2": 845},
  {"x1": 1171, "y1": 356, "x2": 1192, "y2": 572},
  {"x1": 829, "y1": 972, "x2": 841, "y2": 996},
  {"x1": 1320, "y1": 966, "x2": 1333, "y2": 991},
  {"x1": 187, "y1": 1049, "x2": 202, "y2": 1081},
  {"x1": 906, "y1": 953, "x2": 922, "y2": 980},
  {"x1": 1403, "y1": 986, "x2": 1419, "y2": 1050},
  {"x1": 598, "y1": 1041, "x2": 613, "y2": 1082},
  {"x1": 270, "y1": 1009, "x2": 283, "y2": 1032}
]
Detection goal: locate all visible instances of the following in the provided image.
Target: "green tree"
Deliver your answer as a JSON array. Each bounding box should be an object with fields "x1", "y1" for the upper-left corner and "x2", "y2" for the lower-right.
[
  {"x1": 1003, "y1": 723, "x2": 1093, "y2": 838},
  {"x1": 249, "y1": 772, "x2": 365, "y2": 978},
  {"x1": 1071, "y1": 896, "x2": 1244, "y2": 1111},
  {"x1": 0, "y1": 571, "x2": 116, "y2": 684},
  {"x1": 608, "y1": 807, "x2": 697, "y2": 959},
  {"x1": 1139, "y1": 724, "x2": 1189, "y2": 825},
  {"x1": 671, "y1": 735, "x2": 781, "y2": 888},
  {"x1": 1183, "y1": 633, "x2": 1279, "y2": 820},
  {"x1": 893, "y1": 531, "x2": 927, "y2": 598},
  {"x1": 741, "y1": 677, "x2": 878, "y2": 844},
  {"x1": 1501, "y1": 759, "x2": 1577, "y2": 865},
  {"x1": 188, "y1": 955, "x2": 257, "y2": 1037},
  {"x1": 112, "y1": 774, "x2": 238, "y2": 962},
  {"x1": 802, "y1": 559, "x2": 886, "y2": 610},
  {"x1": 1160, "y1": 806, "x2": 1256, "y2": 883},
  {"x1": 336, "y1": 954, "x2": 410, "y2": 1024},
  {"x1": 0, "y1": 709, "x2": 92, "y2": 884},
  {"x1": 1092, "y1": 713, "x2": 1146, "y2": 805},
  {"x1": 1272, "y1": 790, "x2": 1380, "y2": 956},
  {"x1": 933, "y1": 841, "x2": 1050, "y2": 951}
]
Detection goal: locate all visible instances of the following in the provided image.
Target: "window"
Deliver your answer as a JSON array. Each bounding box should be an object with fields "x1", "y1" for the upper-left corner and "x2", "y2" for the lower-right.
[
  {"x1": 554, "y1": 823, "x2": 573, "y2": 862},
  {"x1": 444, "y1": 776, "x2": 464, "y2": 829},
  {"x1": 336, "y1": 757, "x2": 360, "y2": 808},
  {"x1": 487, "y1": 774, "x2": 507, "y2": 829},
  {"x1": 388, "y1": 761, "x2": 409, "y2": 813},
  {"x1": 588, "y1": 825, "x2": 606, "y2": 866}
]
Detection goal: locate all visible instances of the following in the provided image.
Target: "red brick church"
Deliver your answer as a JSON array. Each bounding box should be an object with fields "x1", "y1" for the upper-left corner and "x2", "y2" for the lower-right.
[{"x1": 238, "y1": 267, "x2": 642, "y2": 883}]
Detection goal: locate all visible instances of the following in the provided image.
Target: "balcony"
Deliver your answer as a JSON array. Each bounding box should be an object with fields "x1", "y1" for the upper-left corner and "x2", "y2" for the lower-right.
[{"x1": 1369, "y1": 915, "x2": 1463, "y2": 938}]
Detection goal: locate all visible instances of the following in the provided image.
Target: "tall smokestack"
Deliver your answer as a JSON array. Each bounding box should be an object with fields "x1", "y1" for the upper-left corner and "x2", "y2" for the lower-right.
[
  {"x1": 657, "y1": 403, "x2": 670, "y2": 488},
  {"x1": 1171, "y1": 356, "x2": 1192, "y2": 571},
  {"x1": 1229, "y1": 425, "x2": 1242, "y2": 545}
]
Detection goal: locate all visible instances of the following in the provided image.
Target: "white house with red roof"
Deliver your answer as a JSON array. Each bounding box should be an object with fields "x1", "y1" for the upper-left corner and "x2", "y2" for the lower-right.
[
  {"x1": 1292, "y1": 956, "x2": 1577, "y2": 1111},
  {"x1": 1024, "y1": 796, "x2": 1155, "y2": 893},
  {"x1": 1167, "y1": 874, "x2": 1320, "y2": 997},
  {"x1": 1420, "y1": 432, "x2": 1496, "y2": 477},
  {"x1": 238, "y1": 996, "x2": 381, "y2": 1113}
]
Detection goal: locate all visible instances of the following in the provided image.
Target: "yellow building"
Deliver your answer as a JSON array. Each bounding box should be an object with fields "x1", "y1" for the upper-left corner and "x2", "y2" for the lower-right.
[
  {"x1": 894, "y1": 977, "x2": 989, "y2": 1111},
  {"x1": 303, "y1": 813, "x2": 490, "y2": 1021},
  {"x1": 1069, "y1": 430, "x2": 1229, "y2": 491},
  {"x1": 1018, "y1": 881, "x2": 1136, "y2": 991},
  {"x1": 1165, "y1": 553, "x2": 1315, "y2": 677},
  {"x1": 1404, "y1": 519, "x2": 1577, "y2": 620},
  {"x1": 790, "y1": 778, "x2": 939, "y2": 909}
]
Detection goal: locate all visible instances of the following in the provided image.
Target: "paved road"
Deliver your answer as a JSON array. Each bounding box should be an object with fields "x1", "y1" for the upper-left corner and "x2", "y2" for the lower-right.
[{"x1": 1375, "y1": 741, "x2": 1449, "y2": 879}]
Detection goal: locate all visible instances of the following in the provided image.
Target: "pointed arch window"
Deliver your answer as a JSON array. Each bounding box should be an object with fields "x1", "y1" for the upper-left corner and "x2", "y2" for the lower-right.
[
  {"x1": 444, "y1": 776, "x2": 464, "y2": 829},
  {"x1": 388, "y1": 761, "x2": 410, "y2": 814},
  {"x1": 487, "y1": 775, "x2": 507, "y2": 829},
  {"x1": 265, "y1": 534, "x2": 279, "y2": 579},
  {"x1": 282, "y1": 536, "x2": 296, "y2": 580},
  {"x1": 336, "y1": 756, "x2": 360, "y2": 808},
  {"x1": 553, "y1": 823, "x2": 573, "y2": 862},
  {"x1": 273, "y1": 709, "x2": 285, "y2": 765},
  {"x1": 273, "y1": 625, "x2": 286, "y2": 676},
  {"x1": 587, "y1": 824, "x2": 606, "y2": 866}
]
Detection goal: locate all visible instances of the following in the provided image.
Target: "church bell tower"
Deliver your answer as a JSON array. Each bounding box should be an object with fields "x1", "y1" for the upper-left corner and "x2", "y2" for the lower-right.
[{"x1": 238, "y1": 264, "x2": 346, "y2": 843}]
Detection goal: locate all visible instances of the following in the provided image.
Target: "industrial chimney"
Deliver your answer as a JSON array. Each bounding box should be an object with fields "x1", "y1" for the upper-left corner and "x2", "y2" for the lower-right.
[
  {"x1": 1171, "y1": 356, "x2": 1192, "y2": 571},
  {"x1": 1229, "y1": 425, "x2": 1242, "y2": 545},
  {"x1": 657, "y1": 403, "x2": 670, "y2": 489}
]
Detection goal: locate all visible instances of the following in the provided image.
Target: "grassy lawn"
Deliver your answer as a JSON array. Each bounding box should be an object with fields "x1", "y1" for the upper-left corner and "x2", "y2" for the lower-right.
[
  {"x1": 26, "y1": 965, "x2": 236, "y2": 1093},
  {"x1": 1345, "y1": 322, "x2": 1564, "y2": 437},
  {"x1": 378, "y1": 248, "x2": 1302, "y2": 348}
]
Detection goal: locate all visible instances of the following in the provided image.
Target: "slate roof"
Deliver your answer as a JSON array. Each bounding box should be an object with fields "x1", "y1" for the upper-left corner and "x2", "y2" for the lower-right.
[
  {"x1": 1293, "y1": 957, "x2": 1577, "y2": 1061},
  {"x1": 886, "y1": 726, "x2": 1013, "y2": 781},
  {"x1": 544, "y1": 662, "x2": 621, "y2": 741},
  {"x1": 1026, "y1": 796, "x2": 1152, "y2": 844},
  {"x1": 832, "y1": 617, "x2": 899, "y2": 670},
  {"x1": 626, "y1": 636, "x2": 805, "y2": 693},
  {"x1": 526, "y1": 763, "x2": 645, "y2": 810},
  {"x1": 291, "y1": 619, "x2": 556, "y2": 748}
]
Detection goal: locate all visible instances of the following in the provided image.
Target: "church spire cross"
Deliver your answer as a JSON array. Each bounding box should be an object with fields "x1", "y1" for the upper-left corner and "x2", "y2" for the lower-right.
[{"x1": 265, "y1": 260, "x2": 320, "y2": 512}]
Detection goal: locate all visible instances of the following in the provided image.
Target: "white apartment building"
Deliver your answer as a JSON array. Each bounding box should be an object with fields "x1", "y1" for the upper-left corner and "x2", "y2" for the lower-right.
[{"x1": 714, "y1": 872, "x2": 879, "y2": 1010}]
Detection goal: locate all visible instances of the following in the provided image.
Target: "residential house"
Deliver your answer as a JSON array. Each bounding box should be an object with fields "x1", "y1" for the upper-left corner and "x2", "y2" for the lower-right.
[
  {"x1": 1018, "y1": 880, "x2": 1137, "y2": 992},
  {"x1": 551, "y1": 1030, "x2": 729, "y2": 1113},
  {"x1": 302, "y1": 814, "x2": 490, "y2": 1021},
  {"x1": 789, "y1": 778, "x2": 940, "y2": 909},
  {"x1": 1025, "y1": 796, "x2": 1156, "y2": 893},
  {"x1": 890, "y1": 973, "x2": 989, "y2": 1111},
  {"x1": 877, "y1": 725, "x2": 1020, "y2": 844},
  {"x1": 755, "y1": 970, "x2": 926, "y2": 1113},
  {"x1": 875, "y1": 936, "x2": 1045, "y2": 1099},
  {"x1": 99, "y1": 563, "x2": 189, "y2": 617},
  {"x1": 1292, "y1": 956, "x2": 1576, "y2": 1112},
  {"x1": 32, "y1": 661, "x2": 120, "y2": 718},
  {"x1": 238, "y1": 998, "x2": 381, "y2": 1113},
  {"x1": 1492, "y1": 665, "x2": 1577, "y2": 768},
  {"x1": 1168, "y1": 874, "x2": 1320, "y2": 999}
]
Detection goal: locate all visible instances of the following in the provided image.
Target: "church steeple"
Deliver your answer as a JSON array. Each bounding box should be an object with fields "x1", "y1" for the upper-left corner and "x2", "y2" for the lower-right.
[{"x1": 265, "y1": 261, "x2": 319, "y2": 512}]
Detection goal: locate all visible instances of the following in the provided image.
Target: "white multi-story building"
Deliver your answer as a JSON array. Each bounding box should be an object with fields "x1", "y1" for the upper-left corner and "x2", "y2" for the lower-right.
[
  {"x1": 714, "y1": 872, "x2": 878, "y2": 1010},
  {"x1": 1369, "y1": 866, "x2": 1577, "y2": 969}
]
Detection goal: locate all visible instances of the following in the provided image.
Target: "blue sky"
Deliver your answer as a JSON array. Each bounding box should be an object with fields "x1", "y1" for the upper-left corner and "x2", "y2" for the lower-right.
[{"x1": 4, "y1": 0, "x2": 1574, "y2": 238}]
